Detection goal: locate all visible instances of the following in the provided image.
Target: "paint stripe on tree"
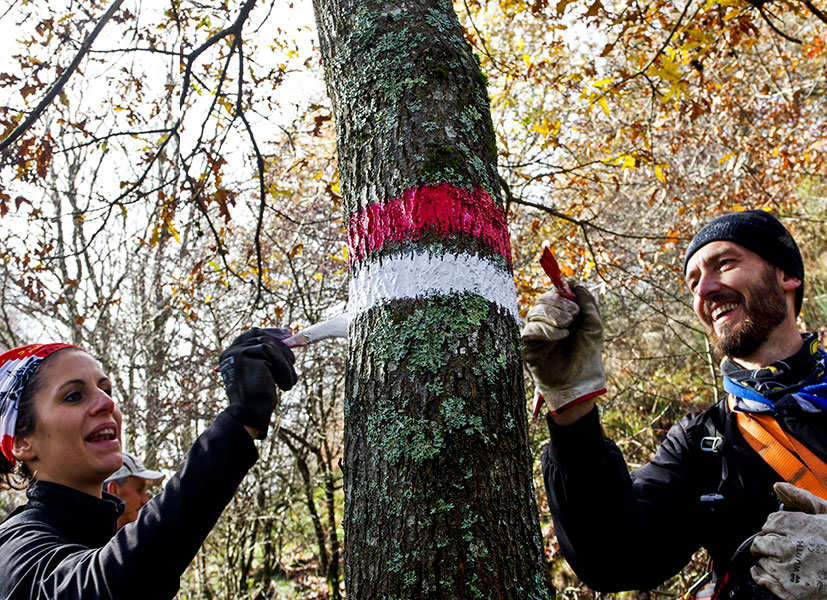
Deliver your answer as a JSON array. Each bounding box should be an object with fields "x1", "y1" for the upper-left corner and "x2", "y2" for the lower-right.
[
  {"x1": 346, "y1": 183, "x2": 511, "y2": 267},
  {"x1": 348, "y1": 250, "x2": 519, "y2": 321}
]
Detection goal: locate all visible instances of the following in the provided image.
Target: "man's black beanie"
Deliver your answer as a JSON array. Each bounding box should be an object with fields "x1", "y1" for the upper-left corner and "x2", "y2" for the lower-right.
[{"x1": 683, "y1": 210, "x2": 804, "y2": 314}]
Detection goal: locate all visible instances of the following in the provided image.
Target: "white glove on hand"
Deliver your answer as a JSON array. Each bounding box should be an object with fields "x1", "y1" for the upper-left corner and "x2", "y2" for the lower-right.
[
  {"x1": 521, "y1": 284, "x2": 606, "y2": 416},
  {"x1": 750, "y1": 482, "x2": 827, "y2": 600}
]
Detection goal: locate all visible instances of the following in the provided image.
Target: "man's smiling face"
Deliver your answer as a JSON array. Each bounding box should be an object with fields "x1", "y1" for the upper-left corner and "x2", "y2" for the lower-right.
[{"x1": 685, "y1": 241, "x2": 789, "y2": 359}]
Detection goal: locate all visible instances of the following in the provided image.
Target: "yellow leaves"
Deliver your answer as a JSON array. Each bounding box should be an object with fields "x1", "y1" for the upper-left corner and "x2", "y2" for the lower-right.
[
  {"x1": 218, "y1": 96, "x2": 235, "y2": 115},
  {"x1": 269, "y1": 183, "x2": 292, "y2": 199},
  {"x1": 655, "y1": 164, "x2": 668, "y2": 182},
  {"x1": 646, "y1": 49, "x2": 689, "y2": 103},
  {"x1": 329, "y1": 246, "x2": 349, "y2": 264},
  {"x1": 149, "y1": 198, "x2": 180, "y2": 246},
  {"x1": 596, "y1": 96, "x2": 610, "y2": 117},
  {"x1": 167, "y1": 222, "x2": 181, "y2": 243},
  {"x1": 149, "y1": 219, "x2": 179, "y2": 245},
  {"x1": 648, "y1": 49, "x2": 680, "y2": 81},
  {"x1": 612, "y1": 152, "x2": 638, "y2": 169},
  {"x1": 583, "y1": 78, "x2": 614, "y2": 117},
  {"x1": 718, "y1": 150, "x2": 737, "y2": 164},
  {"x1": 531, "y1": 117, "x2": 561, "y2": 137},
  {"x1": 499, "y1": 0, "x2": 530, "y2": 12}
]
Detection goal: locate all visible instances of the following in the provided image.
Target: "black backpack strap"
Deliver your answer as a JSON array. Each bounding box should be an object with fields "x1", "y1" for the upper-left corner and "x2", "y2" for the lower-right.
[{"x1": 689, "y1": 401, "x2": 729, "y2": 509}]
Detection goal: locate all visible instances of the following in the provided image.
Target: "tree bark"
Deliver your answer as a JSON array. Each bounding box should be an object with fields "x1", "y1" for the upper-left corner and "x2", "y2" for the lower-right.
[{"x1": 312, "y1": 1, "x2": 554, "y2": 597}]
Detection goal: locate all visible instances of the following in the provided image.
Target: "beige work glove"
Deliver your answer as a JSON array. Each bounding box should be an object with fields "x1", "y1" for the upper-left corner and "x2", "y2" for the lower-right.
[
  {"x1": 521, "y1": 284, "x2": 607, "y2": 417},
  {"x1": 750, "y1": 482, "x2": 827, "y2": 600}
]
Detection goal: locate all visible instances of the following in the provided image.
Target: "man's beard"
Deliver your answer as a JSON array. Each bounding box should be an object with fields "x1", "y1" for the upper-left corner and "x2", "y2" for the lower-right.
[{"x1": 705, "y1": 266, "x2": 788, "y2": 360}]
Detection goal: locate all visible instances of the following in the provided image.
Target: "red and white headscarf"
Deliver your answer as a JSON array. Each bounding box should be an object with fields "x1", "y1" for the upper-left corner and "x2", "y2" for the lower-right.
[{"x1": 0, "y1": 344, "x2": 77, "y2": 466}]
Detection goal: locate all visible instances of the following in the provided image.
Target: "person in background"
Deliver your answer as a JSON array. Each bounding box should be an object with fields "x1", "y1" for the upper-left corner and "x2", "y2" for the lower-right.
[
  {"x1": 522, "y1": 210, "x2": 827, "y2": 600},
  {"x1": 104, "y1": 451, "x2": 164, "y2": 529},
  {"x1": 0, "y1": 328, "x2": 296, "y2": 599}
]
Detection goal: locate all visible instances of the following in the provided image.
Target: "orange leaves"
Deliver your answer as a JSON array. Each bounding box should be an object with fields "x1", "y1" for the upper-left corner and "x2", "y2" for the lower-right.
[
  {"x1": 555, "y1": 0, "x2": 577, "y2": 15},
  {"x1": 12, "y1": 135, "x2": 54, "y2": 182},
  {"x1": 312, "y1": 113, "x2": 332, "y2": 136},
  {"x1": 584, "y1": 0, "x2": 603, "y2": 18},
  {"x1": 0, "y1": 186, "x2": 8, "y2": 218},
  {"x1": 804, "y1": 35, "x2": 825, "y2": 58}
]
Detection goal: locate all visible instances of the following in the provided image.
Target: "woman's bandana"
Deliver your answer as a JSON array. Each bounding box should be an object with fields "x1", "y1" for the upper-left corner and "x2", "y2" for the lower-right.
[{"x1": 0, "y1": 344, "x2": 77, "y2": 466}]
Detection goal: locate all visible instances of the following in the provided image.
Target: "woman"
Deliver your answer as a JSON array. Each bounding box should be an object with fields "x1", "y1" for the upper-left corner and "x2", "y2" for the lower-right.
[{"x1": 0, "y1": 329, "x2": 296, "y2": 600}]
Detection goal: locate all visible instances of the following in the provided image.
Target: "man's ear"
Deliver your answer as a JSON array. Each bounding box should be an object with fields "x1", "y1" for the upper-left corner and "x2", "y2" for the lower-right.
[
  {"x1": 12, "y1": 435, "x2": 36, "y2": 463},
  {"x1": 779, "y1": 269, "x2": 802, "y2": 292},
  {"x1": 106, "y1": 481, "x2": 119, "y2": 495}
]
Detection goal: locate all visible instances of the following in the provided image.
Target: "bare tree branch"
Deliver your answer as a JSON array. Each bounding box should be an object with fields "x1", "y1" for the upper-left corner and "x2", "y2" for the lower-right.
[
  {"x1": 0, "y1": 0, "x2": 126, "y2": 154},
  {"x1": 180, "y1": 0, "x2": 258, "y2": 108}
]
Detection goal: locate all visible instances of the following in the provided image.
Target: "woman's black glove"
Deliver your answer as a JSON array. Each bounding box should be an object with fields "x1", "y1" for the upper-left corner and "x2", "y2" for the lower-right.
[{"x1": 219, "y1": 328, "x2": 297, "y2": 439}]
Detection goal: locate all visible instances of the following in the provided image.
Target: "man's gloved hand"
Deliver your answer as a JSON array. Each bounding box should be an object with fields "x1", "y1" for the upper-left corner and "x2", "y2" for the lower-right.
[
  {"x1": 520, "y1": 284, "x2": 607, "y2": 416},
  {"x1": 750, "y1": 482, "x2": 827, "y2": 600},
  {"x1": 219, "y1": 328, "x2": 297, "y2": 439}
]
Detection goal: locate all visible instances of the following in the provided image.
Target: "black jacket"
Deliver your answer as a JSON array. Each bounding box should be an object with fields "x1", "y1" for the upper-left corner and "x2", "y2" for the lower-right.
[
  {"x1": 0, "y1": 411, "x2": 257, "y2": 600},
  {"x1": 542, "y1": 397, "x2": 827, "y2": 592}
]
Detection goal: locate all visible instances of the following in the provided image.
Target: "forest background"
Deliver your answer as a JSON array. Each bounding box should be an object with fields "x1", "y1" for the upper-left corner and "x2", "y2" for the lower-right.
[{"x1": 1, "y1": 0, "x2": 826, "y2": 598}]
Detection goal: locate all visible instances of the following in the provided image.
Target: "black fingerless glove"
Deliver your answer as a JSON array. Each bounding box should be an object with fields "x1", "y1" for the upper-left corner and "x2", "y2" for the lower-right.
[{"x1": 219, "y1": 328, "x2": 297, "y2": 439}]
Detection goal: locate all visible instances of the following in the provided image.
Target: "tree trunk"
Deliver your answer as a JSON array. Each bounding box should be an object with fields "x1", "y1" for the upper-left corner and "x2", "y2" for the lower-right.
[{"x1": 312, "y1": 1, "x2": 553, "y2": 597}]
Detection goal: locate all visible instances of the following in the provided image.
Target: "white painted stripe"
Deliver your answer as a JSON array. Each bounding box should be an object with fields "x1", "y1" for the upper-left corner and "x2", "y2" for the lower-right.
[{"x1": 348, "y1": 251, "x2": 519, "y2": 321}]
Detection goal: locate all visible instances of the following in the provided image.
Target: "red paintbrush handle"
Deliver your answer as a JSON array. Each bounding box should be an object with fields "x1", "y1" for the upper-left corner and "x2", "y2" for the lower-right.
[{"x1": 540, "y1": 248, "x2": 575, "y2": 300}]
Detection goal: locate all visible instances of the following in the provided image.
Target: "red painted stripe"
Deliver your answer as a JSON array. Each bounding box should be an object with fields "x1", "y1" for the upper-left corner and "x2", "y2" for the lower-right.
[{"x1": 346, "y1": 183, "x2": 512, "y2": 267}]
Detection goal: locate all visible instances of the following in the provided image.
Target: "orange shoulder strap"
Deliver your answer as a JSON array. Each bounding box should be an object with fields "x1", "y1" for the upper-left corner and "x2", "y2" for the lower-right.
[{"x1": 728, "y1": 394, "x2": 827, "y2": 501}]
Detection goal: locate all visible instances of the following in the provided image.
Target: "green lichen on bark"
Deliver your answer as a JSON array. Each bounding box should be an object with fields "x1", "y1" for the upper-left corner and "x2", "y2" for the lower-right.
[
  {"x1": 340, "y1": 294, "x2": 553, "y2": 598},
  {"x1": 315, "y1": 0, "x2": 502, "y2": 210},
  {"x1": 355, "y1": 294, "x2": 508, "y2": 467}
]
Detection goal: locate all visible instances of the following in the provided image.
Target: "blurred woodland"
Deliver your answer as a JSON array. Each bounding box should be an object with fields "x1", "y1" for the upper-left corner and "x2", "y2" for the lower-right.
[{"x1": 1, "y1": 0, "x2": 826, "y2": 598}]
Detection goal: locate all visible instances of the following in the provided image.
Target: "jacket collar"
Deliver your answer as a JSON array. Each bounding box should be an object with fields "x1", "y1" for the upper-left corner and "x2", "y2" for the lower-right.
[{"x1": 25, "y1": 480, "x2": 124, "y2": 547}]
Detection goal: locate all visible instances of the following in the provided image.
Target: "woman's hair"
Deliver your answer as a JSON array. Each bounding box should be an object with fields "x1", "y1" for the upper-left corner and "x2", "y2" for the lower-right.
[{"x1": 0, "y1": 348, "x2": 78, "y2": 488}]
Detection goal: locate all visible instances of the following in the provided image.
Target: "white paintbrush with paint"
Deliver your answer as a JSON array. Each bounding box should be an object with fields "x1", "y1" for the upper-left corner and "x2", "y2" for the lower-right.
[{"x1": 280, "y1": 312, "x2": 349, "y2": 347}]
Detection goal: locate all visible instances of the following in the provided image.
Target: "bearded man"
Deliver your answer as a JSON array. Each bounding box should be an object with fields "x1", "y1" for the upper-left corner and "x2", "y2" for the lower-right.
[{"x1": 522, "y1": 210, "x2": 827, "y2": 600}]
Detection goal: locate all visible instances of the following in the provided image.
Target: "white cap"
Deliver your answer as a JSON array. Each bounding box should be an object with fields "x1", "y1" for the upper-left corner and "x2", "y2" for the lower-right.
[{"x1": 104, "y1": 451, "x2": 164, "y2": 485}]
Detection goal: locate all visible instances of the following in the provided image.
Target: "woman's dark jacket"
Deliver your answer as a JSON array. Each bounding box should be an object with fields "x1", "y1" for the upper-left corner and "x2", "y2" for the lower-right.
[
  {"x1": 0, "y1": 411, "x2": 257, "y2": 600},
  {"x1": 542, "y1": 397, "x2": 827, "y2": 592}
]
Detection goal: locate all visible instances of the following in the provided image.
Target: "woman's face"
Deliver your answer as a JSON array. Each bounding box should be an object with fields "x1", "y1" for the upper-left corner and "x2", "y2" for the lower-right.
[{"x1": 13, "y1": 350, "x2": 122, "y2": 496}]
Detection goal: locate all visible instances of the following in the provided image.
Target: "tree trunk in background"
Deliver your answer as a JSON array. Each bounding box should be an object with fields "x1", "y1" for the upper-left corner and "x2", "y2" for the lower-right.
[{"x1": 312, "y1": 1, "x2": 553, "y2": 597}]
